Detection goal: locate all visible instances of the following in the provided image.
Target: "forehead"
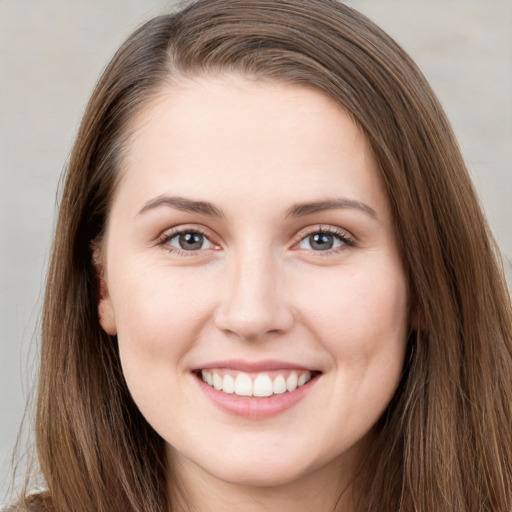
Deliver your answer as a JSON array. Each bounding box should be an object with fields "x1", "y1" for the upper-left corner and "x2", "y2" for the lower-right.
[{"x1": 113, "y1": 75, "x2": 388, "y2": 217}]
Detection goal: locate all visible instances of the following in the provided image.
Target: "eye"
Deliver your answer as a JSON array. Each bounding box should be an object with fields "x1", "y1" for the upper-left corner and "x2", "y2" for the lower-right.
[
  {"x1": 297, "y1": 229, "x2": 353, "y2": 252},
  {"x1": 164, "y1": 230, "x2": 215, "y2": 251}
]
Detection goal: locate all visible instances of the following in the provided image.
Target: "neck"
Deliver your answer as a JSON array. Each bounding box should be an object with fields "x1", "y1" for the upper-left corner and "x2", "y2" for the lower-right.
[{"x1": 166, "y1": 448, "x2": 364, "y2": 512}]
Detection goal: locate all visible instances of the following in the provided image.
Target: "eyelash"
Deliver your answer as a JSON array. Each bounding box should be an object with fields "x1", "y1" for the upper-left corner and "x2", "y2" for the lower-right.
[
  {"x1": 157, "y1": 225, "x2": 355, "y2": 256},
  {"x1": 157, "y1": 226, "x2": 217, "y2": 256},
  {"x1": 294, "y1": 226, "x2": 355, "y2": 255}
]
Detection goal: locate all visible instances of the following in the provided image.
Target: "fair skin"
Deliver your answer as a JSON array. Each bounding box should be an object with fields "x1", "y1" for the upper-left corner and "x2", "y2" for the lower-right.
[{"x1": 97, "y1": 76, "x2": 409, "y2": 512}]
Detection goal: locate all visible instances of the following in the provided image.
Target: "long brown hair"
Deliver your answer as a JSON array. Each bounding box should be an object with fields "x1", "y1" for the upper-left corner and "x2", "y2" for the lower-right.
[{"x1": 15, "y1": 0, "x2": 512, "y2": 510}]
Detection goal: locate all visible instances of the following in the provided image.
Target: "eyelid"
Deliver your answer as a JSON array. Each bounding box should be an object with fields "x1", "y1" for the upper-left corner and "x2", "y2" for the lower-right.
[
  {"x1": 291, "y1": 225, "x2": 356, "y2": 253},
  {"x1": 157, "y1": 224, "x2": 221, "y2": 255},
  {"x1": 155, "y1": 223, "x2": 355, "y2": 257}
]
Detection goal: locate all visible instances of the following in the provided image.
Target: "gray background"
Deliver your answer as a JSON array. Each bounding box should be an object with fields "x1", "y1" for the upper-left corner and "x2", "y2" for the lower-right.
[{"x1": 1, "y1": 0, "x2": 511, "y2": 503}]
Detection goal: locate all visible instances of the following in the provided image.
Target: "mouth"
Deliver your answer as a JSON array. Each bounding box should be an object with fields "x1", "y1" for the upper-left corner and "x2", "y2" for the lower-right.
[
  {"x1": 192, "y1": 362, "x2": 321, "y2": 417},
  {"x1": 195, "y1": 368, "x2": 318, "y2": 397}
]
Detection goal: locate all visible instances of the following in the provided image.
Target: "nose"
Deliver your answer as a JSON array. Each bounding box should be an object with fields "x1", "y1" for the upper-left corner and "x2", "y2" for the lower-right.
[{"x1": 214, "y1": 251, "x2": 295, "y2": 341}]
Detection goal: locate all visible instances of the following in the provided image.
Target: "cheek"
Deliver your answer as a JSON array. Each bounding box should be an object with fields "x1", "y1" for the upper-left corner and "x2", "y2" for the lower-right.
[
  {"x1": 302, "y1": 266, "x2": 407, "y2": 338},
  {"x1": 313, "y1": 268, "x2": 408, "y2": 428},
  {"x1": 110, "y1": 264, "x2": 216, "y2": 393},
  {"x1": 113, "y1": 262, "x2": 211, "y2": 342},
  {"x1": 110, "y1": 267, "x2": 219, "y2": 431},
  {"x1": 295, "y1": 263, "x2": 409, "y2": 395}
]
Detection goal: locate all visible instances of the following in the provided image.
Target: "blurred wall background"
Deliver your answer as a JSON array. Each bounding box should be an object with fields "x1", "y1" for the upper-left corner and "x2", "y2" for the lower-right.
[{"x1": 1, "y1": 0, "x2": 511, "y2": 503}]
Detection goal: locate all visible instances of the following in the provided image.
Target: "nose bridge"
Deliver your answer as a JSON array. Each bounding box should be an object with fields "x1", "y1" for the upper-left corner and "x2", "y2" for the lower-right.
[{"x1": 215, "y1": 243, "x2": 293, "y2": 340}]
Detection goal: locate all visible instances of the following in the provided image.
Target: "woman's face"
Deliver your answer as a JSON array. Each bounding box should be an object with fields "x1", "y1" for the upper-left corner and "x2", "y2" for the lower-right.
[{"x1": 98, "y1": 76, "x2": 409, "y2": 490}]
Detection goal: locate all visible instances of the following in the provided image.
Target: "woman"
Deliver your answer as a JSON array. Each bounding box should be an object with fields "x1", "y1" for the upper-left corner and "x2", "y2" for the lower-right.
[{"x1": 11, "y1": 0, "x2": 512, "y2": 510}]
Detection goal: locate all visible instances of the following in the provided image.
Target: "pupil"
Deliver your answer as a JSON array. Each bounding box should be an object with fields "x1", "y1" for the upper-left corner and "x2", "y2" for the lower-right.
[
  {"x1": 179, "y1": 232, "x2": 203, "y2": 250},
  {"x1": 310, "y1": 233, "x2": 333, "y2": 250}
]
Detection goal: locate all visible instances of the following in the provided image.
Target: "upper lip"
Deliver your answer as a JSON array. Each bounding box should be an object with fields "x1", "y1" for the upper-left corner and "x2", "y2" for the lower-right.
[{"x1": 195, "y1": 359, "x2": 320, "y2": 373}]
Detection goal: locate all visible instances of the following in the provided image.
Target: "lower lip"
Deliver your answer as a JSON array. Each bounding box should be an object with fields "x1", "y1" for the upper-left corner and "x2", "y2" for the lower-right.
[{"x1": 194, "y1": 374, "x2": 319, "y2": 419}]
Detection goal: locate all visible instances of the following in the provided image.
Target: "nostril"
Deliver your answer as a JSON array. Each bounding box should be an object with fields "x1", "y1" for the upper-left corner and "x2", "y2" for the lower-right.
[{"x1": 214, "y1": 302, "x2": 295, "y2": 341}]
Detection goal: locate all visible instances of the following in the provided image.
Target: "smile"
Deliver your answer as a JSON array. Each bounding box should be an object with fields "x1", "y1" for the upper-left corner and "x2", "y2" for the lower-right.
[
  {"x1": 193, "y1": 362, "x2": 321, "y2": 418},
  {"x1": 200, "y1": 369, "x2": 315, "y2": 397}
]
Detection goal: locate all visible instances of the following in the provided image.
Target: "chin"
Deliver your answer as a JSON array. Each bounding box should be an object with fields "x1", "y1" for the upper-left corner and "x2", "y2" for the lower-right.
[{"x1": 207, "y1": 459, "x2": 312, "y2": 488}]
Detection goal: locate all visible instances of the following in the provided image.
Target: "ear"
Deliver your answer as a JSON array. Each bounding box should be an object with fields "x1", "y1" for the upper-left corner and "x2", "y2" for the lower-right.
[{"x1": 92, "y1": 245, "x2": 117, "y2": 336}]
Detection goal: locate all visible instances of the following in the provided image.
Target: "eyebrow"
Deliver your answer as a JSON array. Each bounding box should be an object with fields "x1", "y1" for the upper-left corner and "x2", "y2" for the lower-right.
[
  {"x1": 138, "y1": 196, "x2": 225, "y2": 218},
  {"x1": 137, "y1": 195, "x2": 377, "y2": 220},
  {"x1": 285, "y1": 198, "x2": 377, "y2": 219}
]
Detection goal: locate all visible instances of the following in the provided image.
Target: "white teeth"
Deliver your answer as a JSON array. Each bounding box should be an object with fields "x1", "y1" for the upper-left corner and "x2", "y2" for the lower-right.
[
  {"x1": 222, "y1": 374, "x2": 235, "y2": 394},
  {"x1": 273, "y1": 375, "x2": 287, "y2": 394},
  {"x1": 253, "y1": 374, "x2": 273, "y2": 397},
  {"x1": 234, "y1": 373, "x2": 253, "y2": 396},
  {"x1": 213, "y1": 373, "x2": 223, "y2": 390},
  {"x1": 286, "y1": 372, "x2": 298, "y2": 392},
  {"x1": 201, "y1": 369, "x2": 315, "y2": 397},
  {"x1": 298, "y1": 371, "x2": 311, "y2": 387}
]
